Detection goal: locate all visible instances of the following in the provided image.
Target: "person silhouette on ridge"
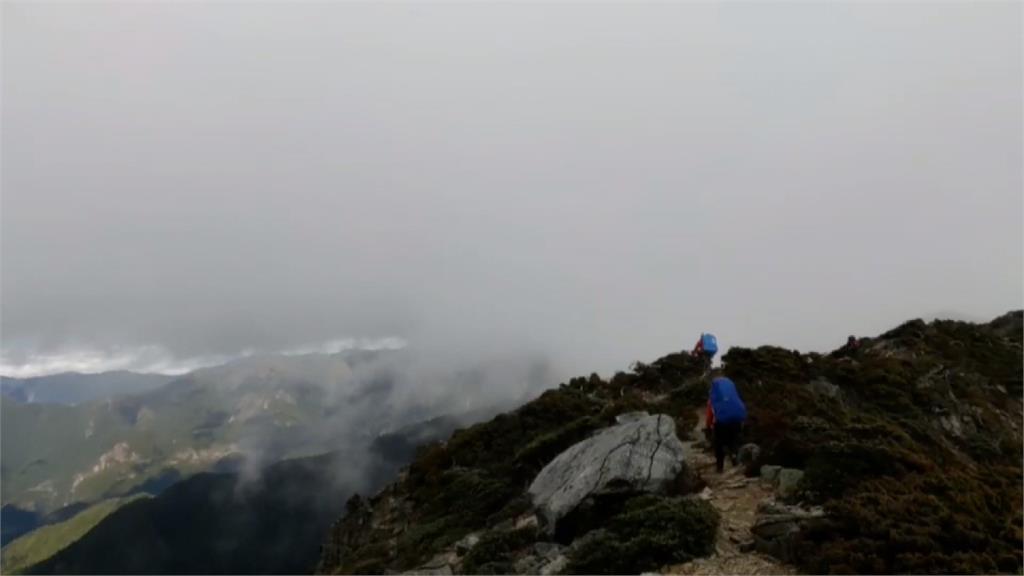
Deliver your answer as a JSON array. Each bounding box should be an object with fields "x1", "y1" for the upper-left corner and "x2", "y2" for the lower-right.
[{"x1": 691, "y1": 332, "x2": 718, "y2": 372}]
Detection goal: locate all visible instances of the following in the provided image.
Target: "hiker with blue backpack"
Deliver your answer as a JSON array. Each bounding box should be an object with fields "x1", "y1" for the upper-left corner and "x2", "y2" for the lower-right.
[
  {"x1": 705, "y1": 375, "x2": 748, "y2": 473},
  {"x1": 691, "y1": 332, "x2": 718, "y2": 371}
]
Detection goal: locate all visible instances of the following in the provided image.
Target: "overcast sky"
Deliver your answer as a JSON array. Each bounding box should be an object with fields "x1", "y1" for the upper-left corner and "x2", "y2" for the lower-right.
[{"x1": 2, "y1": 2, "x2": 1021, "y2": 379}]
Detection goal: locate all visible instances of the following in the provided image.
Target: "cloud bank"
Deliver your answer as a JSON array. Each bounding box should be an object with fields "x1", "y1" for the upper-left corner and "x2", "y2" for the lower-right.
[
  {"x1": 0, "y1": 338, "x2": 406, "y2": 378},
  {"x1": 2, "y1": 2, "x2": 1021, "y2": 380}
]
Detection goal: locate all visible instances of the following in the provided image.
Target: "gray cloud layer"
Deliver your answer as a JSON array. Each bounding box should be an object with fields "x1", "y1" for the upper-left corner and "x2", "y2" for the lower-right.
[{"x1": 2, "y1": 2, "x2": 1021, "y2": 377}]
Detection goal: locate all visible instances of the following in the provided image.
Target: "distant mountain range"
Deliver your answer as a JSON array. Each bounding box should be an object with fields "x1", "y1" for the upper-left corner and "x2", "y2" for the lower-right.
[
  {"x1": 18, "y1": 414, "x2": 470, "y2": 575},
  {"x1": 1, "y1": 349, "x2": 548, "y2": 573},
  {"x1": 1, "y1": 372, "x2": 175, "y2": 406}
]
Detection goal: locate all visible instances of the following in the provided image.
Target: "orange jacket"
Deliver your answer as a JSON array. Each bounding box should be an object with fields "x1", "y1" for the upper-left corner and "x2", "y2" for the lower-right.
[{"x1": 705, "y1": 398, "x2": 715, "y2": 429}]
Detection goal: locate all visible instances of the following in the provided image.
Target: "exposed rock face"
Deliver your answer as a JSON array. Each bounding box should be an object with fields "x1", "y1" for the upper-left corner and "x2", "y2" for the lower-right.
[
  {"x1": 527, "y1": 412, "x2": 685, "y2": 531},
  {"x1": 70, "y1": 442, "x2": 147, "y2": 495}
]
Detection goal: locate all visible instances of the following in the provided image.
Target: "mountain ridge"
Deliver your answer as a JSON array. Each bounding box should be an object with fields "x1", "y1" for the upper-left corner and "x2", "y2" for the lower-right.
[
  {"x1": 1, "y1": 348, "x2": 547, "y2": 516},
  {"x1": 317, "y1": 311, "x2": 1022, "y2": 575},
  {"x1": 0, "y1": 371, "x2": 175, "y2": 406},
  {"x1": 18, "y1": 412, "x2": 484, "y2": 575}
]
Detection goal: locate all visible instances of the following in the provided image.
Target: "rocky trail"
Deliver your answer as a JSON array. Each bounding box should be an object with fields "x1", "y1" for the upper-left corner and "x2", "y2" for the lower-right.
[{"x1": 662, "y1": 411, "x2": 793, "y2": 575}]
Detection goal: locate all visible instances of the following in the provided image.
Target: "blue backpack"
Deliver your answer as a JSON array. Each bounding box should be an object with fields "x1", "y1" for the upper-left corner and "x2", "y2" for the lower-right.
[
  {"x1": 710, "y1": 377, "x2": 746, "y2": 424},
  {"x1": 702, "y1": 333, "x2": 719, "y2": 357}
]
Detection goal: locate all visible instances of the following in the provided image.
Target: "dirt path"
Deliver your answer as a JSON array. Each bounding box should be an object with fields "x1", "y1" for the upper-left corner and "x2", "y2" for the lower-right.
[{"x1": 661, "y1": 411, "x2": 794, "y2": 575}]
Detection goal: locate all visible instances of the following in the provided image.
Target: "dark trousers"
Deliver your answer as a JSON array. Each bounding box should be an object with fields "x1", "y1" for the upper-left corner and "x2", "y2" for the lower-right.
[{"x1": 713, "y1": 421, "x2": 742, "y2": 472}]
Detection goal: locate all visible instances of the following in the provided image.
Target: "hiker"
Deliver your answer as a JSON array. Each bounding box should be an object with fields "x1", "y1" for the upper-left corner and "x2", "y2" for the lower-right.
[
  {"x1": 845, "y1": 335, "x2": 860, "y2": 352},
  {"x1": 831, "y1": 335, "x2": 861, "y2": 358},
  {"x1": 705, "y1": 376, "x2": 747, "y2": 473},
  {"x1": 691, "y1": 332, "x2": 718, "y2": 371}
]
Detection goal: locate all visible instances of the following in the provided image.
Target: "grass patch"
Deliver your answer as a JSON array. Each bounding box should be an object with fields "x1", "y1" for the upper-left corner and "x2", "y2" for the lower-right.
[{"x1": 1, "y1": 496, "x2": 144, "y2": 574}]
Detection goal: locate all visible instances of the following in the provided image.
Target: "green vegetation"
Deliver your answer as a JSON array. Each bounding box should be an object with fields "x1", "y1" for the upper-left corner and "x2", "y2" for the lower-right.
[
  {"x1": 0, "y1": 496, "x2": 143, "y2": 574},
  {"x1": 23, "y1": 411, "x2": 476, "y2": 576},
  {"x1": 320, "y1": 312, "x2": 1023, "y2": 575},
  {"x1": 321, "y1": 354, "x2": 712, "y2": 574},
  {"x1": 2, "y1": 369, "x2": 337, "y2": 516},
  {"x1": 462, "y1": 526, "x2": 539, "y2": 574},
  {"x1": 722, "y1": 314, "x2": 1023, "y2": 574},
  {"x1": 565, "y1": 495, "x2": 719, "y2": 574}
]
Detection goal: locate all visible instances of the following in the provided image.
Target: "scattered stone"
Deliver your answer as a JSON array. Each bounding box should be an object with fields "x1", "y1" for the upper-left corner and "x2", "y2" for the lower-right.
[
  {"x1": 760, "y1": 465, "x2": 782, "y2": 483},
  {"x1": 775, "y1": 468, "x2": 804, "y2": 498},
  {"x1": 513, "y1": 555, "x2": 543, "y2": 574},
  {"x1": 756, "y1": 502, "x2": 823, "y2": 522},
  {"x1": 752, "y1": 517, "x2": 801, "y2": 539},
  {"x1": 738, "y1": 443, "x2": 761, "y2": 466},
  {"x1": 528, "y1": 412, "x2": 686, "y2": 531},
  {"x1": 540, "y1": 555, "x2": 568, "y2": 575},
  {"x1": 454, "y1": 533, "x2": 480, "y2": 555},
  {"x1": 404, "y1": 554, "x2": 455, "y2": 576},
  {"x1": 698, "y1": 486, "x2": 713, "y2": 500},
  {"x1": 532, "y1": 542, "x2": 565, "y2": 561},
  {"x1": 940, "y1": 414, "x2": 965, "y2": 438},
  {"x1": 514, "y1": 513, "x2": 539, "y2": 531},
  {"x1": 751, "y1": 501, "x2": 825, "y2": 563}
]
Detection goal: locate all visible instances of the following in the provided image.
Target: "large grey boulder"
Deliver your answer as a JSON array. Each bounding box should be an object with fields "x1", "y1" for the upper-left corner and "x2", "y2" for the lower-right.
[{"x1": 528, "y1": 412, "x2": 685, "y2": 530}]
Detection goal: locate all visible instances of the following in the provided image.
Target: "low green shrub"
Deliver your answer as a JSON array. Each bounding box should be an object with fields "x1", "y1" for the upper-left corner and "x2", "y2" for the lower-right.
[{"x1": 565, "y1": 495, "x2": 719, "y2": 574}]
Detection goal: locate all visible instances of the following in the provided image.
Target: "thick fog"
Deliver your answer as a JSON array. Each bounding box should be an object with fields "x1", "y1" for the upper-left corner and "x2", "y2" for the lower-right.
[{"x1": 2, "y1": 2, "x2": 1021, "y2": 379}]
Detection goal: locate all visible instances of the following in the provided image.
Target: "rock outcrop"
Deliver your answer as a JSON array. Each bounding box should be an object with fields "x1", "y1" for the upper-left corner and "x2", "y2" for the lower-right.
[
  {"x1": 750, "y1": 500, "x2": 824, "y2": 563},
  {"x1": 737, "y1": 443, "x2": 761, "y2": 466},
  {"x1": 757, "y1": 465, "x2": 804, "y2": 499},
  {"x1": 774, "y1": 469, "x2": 803, "y2": 498},
  {"x1": 528, "y1": 412, "x2": 685, "y2": 531}
]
